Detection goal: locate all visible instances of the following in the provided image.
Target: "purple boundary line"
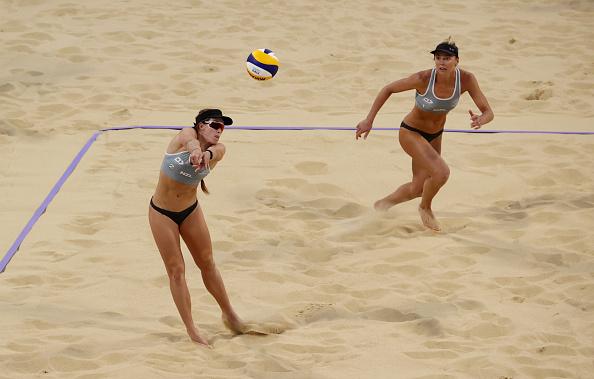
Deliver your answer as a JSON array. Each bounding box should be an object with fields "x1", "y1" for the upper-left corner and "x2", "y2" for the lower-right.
[
  {"x1": 104, "y1": 125, "x2": 594, "y2": 135},
  {"x1": 1, "y1": 132, "x2": 100, "y2": 273},
  {"x1": 2, "y1": 124, "x2": 592, "y2": 273}
]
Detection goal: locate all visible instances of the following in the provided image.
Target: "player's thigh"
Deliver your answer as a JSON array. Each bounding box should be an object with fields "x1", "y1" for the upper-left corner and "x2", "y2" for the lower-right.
[
  {"x1": 179, "y1": 206, "x2": 214, "y2": 269},
  {"x1": 399, "y1": 129, "x2": 447, "y2": 174},
  {"x1": 149, "y1": 206, "x2": 185, "y2": 271}
]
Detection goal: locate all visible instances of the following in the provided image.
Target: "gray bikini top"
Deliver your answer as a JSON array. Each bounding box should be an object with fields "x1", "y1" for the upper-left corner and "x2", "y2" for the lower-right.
[
  {"x1": 415, "y1": 68, "x2": 461, "y2": 113},
  {"x1": 161, "y1": 150, "x2": 210, "y2": 186}
]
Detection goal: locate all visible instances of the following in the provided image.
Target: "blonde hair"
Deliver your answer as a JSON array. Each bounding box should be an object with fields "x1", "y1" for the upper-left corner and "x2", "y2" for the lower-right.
[{"x1": 443, "y1": 36, "x2": 457, "y2": 47}]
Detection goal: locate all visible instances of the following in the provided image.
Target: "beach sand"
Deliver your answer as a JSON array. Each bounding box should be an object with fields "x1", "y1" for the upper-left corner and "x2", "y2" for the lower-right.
[{"x1": 1, "y1": 1, "x2": 593, "y2": 378}]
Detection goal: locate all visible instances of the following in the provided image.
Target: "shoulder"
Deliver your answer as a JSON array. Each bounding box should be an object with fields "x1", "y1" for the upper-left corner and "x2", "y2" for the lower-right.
[
  {"x1": 413, "y1": 69, "x2": 432, "y2": 82},
  {"x1": 165, "y1": 127, "x2": 197, "y2": 153},
  {"x1": 404, "y1": 69, "x2": 432, "y2": 88},
  {"x1": 175, "y1": 127, "x2": 198, "y2": 144},
  {"x1": 458, "y1": 68, "x2": 480, "y2": 92},
  {"x1": 179, "y1": 126, "x2": 198, "y2": 139},
  {"x1": 458, "y1": 68, "x2": 477, "y2": 83},
  {"x1": 385, "y1": 70, "x2": 431, "y2": 93}
]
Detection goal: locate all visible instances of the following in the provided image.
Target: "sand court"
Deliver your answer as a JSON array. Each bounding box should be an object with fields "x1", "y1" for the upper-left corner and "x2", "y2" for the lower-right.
[
  {"x1": 2, "y1": 0, "x2": 594, "y2": 377},
  {"x1": 2, "y1": 125, "x2": 594, "y2": 378}
]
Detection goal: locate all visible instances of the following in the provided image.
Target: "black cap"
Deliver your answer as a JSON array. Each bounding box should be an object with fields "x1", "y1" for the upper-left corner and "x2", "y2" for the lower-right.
[
  {"x1": 430, "y1": 42, "x2": 458, "y2": 57},
  {"x1": 194, "y1": 108, "x2": 233, "y2": 126}
]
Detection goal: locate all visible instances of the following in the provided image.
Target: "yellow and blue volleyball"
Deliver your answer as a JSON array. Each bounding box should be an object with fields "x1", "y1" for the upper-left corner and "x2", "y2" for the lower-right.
[{"x1": 246, "y1": 48, "x2": 279, "y2": 80}]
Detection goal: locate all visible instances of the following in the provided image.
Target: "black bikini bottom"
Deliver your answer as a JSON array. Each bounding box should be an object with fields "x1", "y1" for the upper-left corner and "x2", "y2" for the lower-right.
[
  {"x1": 400, "y1": 122, "x2": 444, "y2": 142},
  {"x1": 150, "y1": 198, "x2": 198, "y2": 226}
]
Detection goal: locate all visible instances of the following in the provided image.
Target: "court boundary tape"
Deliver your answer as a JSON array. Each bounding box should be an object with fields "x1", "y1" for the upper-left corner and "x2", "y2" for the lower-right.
[{"x1": 1, "y1": 125, "x2": 592, "y2": 273}]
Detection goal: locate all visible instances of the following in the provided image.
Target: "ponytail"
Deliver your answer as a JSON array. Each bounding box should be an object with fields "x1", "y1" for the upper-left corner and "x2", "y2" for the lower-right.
[{"x1": 200, "y1": 179, "x2": 210, "y2": 195}]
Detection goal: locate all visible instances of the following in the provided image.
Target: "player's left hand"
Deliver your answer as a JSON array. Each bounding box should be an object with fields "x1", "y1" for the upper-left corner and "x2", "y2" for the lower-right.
[{"x1": 468, "y1": 109, "x2": 482, "y2": 129}]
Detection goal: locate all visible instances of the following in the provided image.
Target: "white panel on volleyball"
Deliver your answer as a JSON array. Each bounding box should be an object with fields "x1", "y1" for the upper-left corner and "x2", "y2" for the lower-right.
[{"x1": 246, "y1": 62, "x2": 272, "y2": 79}]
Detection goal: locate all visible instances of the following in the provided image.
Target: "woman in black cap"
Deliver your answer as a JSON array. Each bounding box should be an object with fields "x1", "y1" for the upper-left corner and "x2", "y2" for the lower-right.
[
  {"x1": 355, "y1": 37, "x2": 494, "y2": 231},
  {"x1": 148, "y1": 108, "x2": 245, "y2": 346}
]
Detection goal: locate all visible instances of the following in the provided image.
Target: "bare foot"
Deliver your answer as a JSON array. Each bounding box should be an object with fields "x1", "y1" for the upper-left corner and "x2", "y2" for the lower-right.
[
  {"x1": 187, "y1": 327, "x2": 210, "y2": 347},
  {"x1": 222, "y1": 314, "x2": 272, "y2": 336},
  {"x1": 418, "y1": 206, "x2": 441, "y2": 231},
  {"x1": 222, "y1": 313, "x2": 248, "y2": 335},
  {"x1": 374, "y1": 198, "x2": 395, "y2": 211}
]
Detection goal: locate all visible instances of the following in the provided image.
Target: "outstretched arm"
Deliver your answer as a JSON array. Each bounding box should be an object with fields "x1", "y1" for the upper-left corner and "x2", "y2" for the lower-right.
[
  {"x1": 173, "y1": 128, "x2": 205, "y2": 169},
  {"x1": 204, "y1": 143, "x2": 226, "y2": 169},
  {"x1": 356, "y1": 72, "x2": 423, "y2": 140},
  {"x1": 466, "y1": 73, "x2": 494, "y2": 129},
  {"x1": 173, "y1": 128, "x2": 225, "y2": 170}
]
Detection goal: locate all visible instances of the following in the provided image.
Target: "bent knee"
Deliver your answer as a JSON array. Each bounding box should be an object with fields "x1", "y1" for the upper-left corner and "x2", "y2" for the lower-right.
[
  {"x1": 195, "y1": 254, "x2": 216, "y2": 272},
  {"x1": 433, "y1": 172, "x2": 449, "y2": 186},
  {"x1": 432, "y1": 165, "x2": 450, "y2": 185}
]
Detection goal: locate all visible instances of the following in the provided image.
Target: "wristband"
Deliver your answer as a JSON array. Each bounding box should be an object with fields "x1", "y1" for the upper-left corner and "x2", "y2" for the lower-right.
[{"x1": 205, "y1": 149, "x2": 214, "y2": 160}]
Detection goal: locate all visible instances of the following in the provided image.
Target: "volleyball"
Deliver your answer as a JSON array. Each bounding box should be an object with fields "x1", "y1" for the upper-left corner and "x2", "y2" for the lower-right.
[{"x1": 246, "y1": 48, "x2": 279, "y2": 80}]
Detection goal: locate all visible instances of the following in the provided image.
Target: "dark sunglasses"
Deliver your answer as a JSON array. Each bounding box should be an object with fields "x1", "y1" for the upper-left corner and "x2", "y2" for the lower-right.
[{"x1": 203, "y1": 119, "x2": 225, "y2": 131}]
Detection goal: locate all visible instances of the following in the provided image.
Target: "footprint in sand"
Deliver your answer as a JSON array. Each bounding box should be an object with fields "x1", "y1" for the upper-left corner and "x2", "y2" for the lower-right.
[
  {"x1": 294, "y1": 303, "x2": 340, "y2": 324},
  {"x1": 61, "y1": 213, "x2": 112, "y2": 235}
]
